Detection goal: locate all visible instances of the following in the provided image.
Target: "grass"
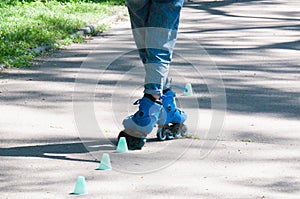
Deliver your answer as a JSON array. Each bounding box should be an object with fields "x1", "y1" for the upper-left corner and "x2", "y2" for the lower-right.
[
  {"x1": 0, "y1": 0, "x2": 126, "y2": 68},
  {"x1": 184, "y1": 134, "x2": 201, "y2": 140},
  {"x1": 241, "y1": 139, "x2": 253, "y2": 143}
]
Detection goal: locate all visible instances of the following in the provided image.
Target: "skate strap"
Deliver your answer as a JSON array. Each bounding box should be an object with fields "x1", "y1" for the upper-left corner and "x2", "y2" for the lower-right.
[
  {"x1": 133, "y1": 95, "x2": 163, "y2": 105},
  {"x1": 133, "y1": 99, "x2": 140, "y2": 105}
]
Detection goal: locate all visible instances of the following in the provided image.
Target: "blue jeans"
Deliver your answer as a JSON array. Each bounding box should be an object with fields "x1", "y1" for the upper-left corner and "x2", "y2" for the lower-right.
[{"x1": 126, "y1": 0, "x2": 184, "y2": 95}]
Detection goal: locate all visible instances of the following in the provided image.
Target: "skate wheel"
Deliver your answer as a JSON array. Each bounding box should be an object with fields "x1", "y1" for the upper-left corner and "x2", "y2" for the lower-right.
[
  {"x1": 118, "y1": 131, "x2": 146, "y2": 150},
  {"x1": 157, "y1": 128, "x2": 167, "y2": 141},
  {"x1": 165, "y1": 129, "x2": 174, "y2": 140},
  {"x1": 170, "y1": 124, "x2": 180, "y2": 138},
  {"x1": 117, "y1": 131, "x2": 128, "y2": 144},
  {"x1": 128, "y1": 137, "x2": 146, "y2": 150},
  {"x1": 179, "y1": 124, "x2": 188, "y2": 137},
  {"x1": 173, "y1": 130, "x2": 181, "y2": 138}
]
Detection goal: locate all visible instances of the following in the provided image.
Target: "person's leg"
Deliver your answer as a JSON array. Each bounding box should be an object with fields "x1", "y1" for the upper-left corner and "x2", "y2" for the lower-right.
[
  {"x1": 126, "y1": 0, "x2": 149, "y2": 64},
  {"x1": 120, "y1": 0, "x2": 185, "y2": 149},
  {"x1": 121, "y1": 0, "x2": 159, "y2": 149},
  {"x1": 144, "y1": 0, "x2": 187, "y2": 138},
  {"x1": 143, "y1": 0, "x2": 184, "y2": 95},
  {"x1": 127, "y1": 0, "x2": 184, "y2": 95}
]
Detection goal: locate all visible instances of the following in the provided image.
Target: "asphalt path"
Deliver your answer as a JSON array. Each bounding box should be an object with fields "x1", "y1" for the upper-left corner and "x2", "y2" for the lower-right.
[{"x1": 0, "y1": 0, "x2": 299, "y2": 198}]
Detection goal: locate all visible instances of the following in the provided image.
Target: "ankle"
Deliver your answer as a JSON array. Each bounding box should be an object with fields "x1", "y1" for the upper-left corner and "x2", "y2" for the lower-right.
[
  {"x1": 151, "y1": 94, "x2": 160, "y2": 100},
  {"x1": 143, "y1": 93, "x2": 162, "y2": 105}
]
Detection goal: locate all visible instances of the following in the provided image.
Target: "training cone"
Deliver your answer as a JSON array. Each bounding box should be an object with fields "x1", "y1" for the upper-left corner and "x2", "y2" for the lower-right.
[
  {"x1": 98, "y1": 153, "x2": 112, "y2": 170},
  {"x1": 116, "y1": 137, "x2": 129, "y2": 153},
  {"x1": 72, "y1": 176, "x2": 88, "y2": 195},
  {"x1": 183, "y1": 83, "x2": 193, "y2": 96}
]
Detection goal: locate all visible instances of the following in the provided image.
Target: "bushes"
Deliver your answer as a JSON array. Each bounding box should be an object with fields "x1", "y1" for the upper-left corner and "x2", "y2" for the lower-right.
[{"x1": 0, "y1": 0, "x2": 125, "y2": 67}]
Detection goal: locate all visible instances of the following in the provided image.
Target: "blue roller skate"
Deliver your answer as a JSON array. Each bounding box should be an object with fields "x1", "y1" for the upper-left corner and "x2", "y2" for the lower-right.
[
  {"x1": 118, "y1": 94, "x2": 162, "y2": 150},
  {"x1": 157, "y1": 88, "x2": 188, "y2": 141}
]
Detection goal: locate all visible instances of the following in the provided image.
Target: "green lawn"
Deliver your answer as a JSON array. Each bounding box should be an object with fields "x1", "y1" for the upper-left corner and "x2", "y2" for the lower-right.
[{"x1": 0, "y1": 0, "x2": 126, "y2": 67}]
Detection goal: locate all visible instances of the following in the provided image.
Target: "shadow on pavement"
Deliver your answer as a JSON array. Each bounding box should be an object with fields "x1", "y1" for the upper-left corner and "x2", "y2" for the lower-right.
[{"x1": 0, "y1": 138, "x2": 117, "y2": 163}]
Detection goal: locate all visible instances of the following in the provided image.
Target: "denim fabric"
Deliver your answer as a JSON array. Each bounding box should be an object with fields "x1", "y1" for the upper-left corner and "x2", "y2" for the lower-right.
[{"x1": 126, "y1": 0, "x2": 184, "y2": 95}]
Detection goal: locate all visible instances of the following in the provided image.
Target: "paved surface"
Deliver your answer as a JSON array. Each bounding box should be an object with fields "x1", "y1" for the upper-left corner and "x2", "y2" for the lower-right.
[{"x1": 1, "y1": 0, "x2": 300, "y2": 198}]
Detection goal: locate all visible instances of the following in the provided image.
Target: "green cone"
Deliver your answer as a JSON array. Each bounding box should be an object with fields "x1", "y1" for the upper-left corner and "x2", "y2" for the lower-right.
[
  {"x1": 183, "y1": 83, "x2": 193, "y2": 96},
  {"x1": 72, "y1": 176, "x2": 88, "y2": 195},
  {"x1": 116, "y1": 137, "x2": 129, "y2": 153},
  {"x1": 98, "y1": 153, "x2": 112, "y2": 170}
]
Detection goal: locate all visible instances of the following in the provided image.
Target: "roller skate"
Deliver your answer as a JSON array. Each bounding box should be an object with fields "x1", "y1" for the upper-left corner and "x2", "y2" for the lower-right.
[
  {"x1": 118, "y1": 94, "x2": 162, "y2": 150},
  {"x1": 157, "y1": 88, "x2": 188, "y2": 141}
]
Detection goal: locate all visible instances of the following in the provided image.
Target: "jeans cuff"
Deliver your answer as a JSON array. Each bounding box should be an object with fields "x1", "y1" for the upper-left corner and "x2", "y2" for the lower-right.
[{"x1": 144, "y1": 83, "x2": 162, "y2": 95}]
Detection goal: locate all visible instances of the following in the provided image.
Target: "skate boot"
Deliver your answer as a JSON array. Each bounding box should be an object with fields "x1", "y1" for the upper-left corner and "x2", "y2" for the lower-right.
[
  {"x1": 157, "y1": 88, "x2": 187, "y2": 141},
  {"x1": 118, "y1": 94, "x2": 162, "y2": 150}
]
